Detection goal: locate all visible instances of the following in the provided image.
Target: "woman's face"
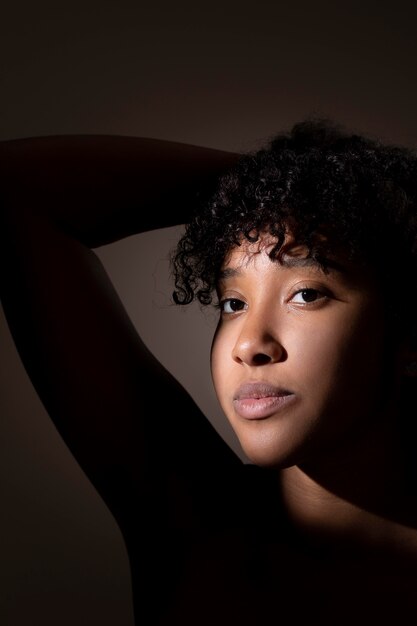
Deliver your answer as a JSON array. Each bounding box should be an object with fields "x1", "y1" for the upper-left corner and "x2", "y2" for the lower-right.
[{"x1": 210, "y1": 235, "x2": 388, "y2": 469}]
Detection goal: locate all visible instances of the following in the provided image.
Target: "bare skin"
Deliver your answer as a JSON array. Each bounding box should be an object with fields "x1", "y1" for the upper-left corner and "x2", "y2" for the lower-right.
[
  {"x1": 211, "y1": 236, "x2": 417, "y2": 621},
  {"x1": 212, "y1": 237, "x2": 387, "y2": 466},
  {"x1": 0, "y1": 135, "x2": 242, "y2": 625},
  {"x1": 1, "y1": 138, "x2": 417, "y2": 625}
]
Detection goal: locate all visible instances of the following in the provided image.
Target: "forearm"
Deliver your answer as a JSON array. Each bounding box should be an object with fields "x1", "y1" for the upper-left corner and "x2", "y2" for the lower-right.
[{"x1": 0, "y1": 134, "x2": 239, "y2": 246}]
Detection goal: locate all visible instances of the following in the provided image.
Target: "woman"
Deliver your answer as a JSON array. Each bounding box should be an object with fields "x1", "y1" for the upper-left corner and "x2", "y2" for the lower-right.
[{"x1": 1, "y1": 119, "x2": 417, "y2": 625}]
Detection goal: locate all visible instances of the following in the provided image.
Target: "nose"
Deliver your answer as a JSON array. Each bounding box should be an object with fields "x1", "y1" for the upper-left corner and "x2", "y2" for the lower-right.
[{"x1": 231, "y1": 314, "x2": 286, "y2": 366}]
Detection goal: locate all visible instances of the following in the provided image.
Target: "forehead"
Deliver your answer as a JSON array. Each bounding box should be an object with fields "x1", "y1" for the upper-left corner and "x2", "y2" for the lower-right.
[
  {"x1": 218, "y1": 232, "x2": 372, "y2": 289},
  {"x1": 221, "y1": 233, "x2": 324, "y2": 272}
]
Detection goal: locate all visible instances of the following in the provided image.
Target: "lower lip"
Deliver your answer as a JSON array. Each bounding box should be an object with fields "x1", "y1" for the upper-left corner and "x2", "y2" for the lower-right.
[{"x1": 233, "y1": 394, "x2": 296, "y2": 420}]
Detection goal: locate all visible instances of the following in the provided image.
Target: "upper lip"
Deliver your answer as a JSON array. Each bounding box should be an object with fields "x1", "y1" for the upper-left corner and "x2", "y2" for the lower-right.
[{"x1": 233, "y1": 382, "x2": 293, "y2": 401}]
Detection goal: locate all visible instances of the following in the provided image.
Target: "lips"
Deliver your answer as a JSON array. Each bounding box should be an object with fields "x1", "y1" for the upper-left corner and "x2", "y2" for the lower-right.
[{"x1": 233, "y1": 382, "x2": 295, "y2": 420}]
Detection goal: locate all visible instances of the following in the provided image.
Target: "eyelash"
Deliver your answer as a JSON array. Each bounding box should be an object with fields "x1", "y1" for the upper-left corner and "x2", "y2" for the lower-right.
[
  {"x1": 217, "y1": 287, "x2": 328, "y2": 314},
  {"x1": 290, "y1": 287, "x2": 327, "y2": 305},
  {"x1": 217, "y1": 298, "x2": 247, "y2": 314}
]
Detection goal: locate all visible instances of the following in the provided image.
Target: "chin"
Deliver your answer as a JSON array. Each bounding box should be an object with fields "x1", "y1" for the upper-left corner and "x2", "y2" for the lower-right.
[{"x1": 238, "y1": 430, "x2": 301, "y2": 469}]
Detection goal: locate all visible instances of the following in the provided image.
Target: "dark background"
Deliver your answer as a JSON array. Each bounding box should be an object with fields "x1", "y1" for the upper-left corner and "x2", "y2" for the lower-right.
[{"x1": 1, "y1": 1, "x2": 417, "y2": 624}]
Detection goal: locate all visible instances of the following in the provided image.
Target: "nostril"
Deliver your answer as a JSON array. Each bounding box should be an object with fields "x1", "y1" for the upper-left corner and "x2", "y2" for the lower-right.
[
  {"x1": 252, "y1": 353, "x2": 272, "y2": 366},
  {"x1": 232, "y1": 333, "x2": 286, "y2": 366}
]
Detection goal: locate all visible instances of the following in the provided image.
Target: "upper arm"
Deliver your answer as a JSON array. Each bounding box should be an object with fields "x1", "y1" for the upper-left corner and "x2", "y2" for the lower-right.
[{"x1": 1, "y1": 210, "x2": 240, "y2": 522}]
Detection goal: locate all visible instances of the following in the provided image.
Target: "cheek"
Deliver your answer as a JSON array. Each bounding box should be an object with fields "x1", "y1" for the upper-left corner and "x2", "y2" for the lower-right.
[
  {"x1": 287, "y1": 305, "x2": 380, "y2": 390},
  {"x1": 297, "y1": 310, "x2": 385, "y2": 416},
  {"x1": 210, "y1": 324, "x2": 238, "y2": 407},
  {"x1": 210, "y1": 329, "x2": 228, "y2": 394}
]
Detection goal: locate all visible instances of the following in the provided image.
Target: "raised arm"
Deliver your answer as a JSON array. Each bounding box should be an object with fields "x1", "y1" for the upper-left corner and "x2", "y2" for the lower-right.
[
  {"x1": 1, "y1": 134, "x2": 238, "y2": 242},
  {"x1": 0, "y1": 135, "x2": 242, "y2": 523}
]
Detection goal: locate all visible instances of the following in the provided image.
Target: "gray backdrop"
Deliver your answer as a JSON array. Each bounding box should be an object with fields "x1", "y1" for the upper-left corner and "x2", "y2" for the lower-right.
[{"x1": 1, "y1": 1, "x2": 417, "y2": 624}]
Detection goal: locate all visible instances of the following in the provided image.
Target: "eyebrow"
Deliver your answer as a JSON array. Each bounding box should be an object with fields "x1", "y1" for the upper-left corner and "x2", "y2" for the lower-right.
[
  {"x1": 217, "y1": 267, "x2": 242, "y2": 281},
  {"x1": 281, "y1": 256, "x2": 326, "y2": 269},
  {"x1": 217, "y1": 254, "x2": 348, "y2": 283},
  {"x1": 217, "y1": 255, "x2": 327, "y2": 281}
]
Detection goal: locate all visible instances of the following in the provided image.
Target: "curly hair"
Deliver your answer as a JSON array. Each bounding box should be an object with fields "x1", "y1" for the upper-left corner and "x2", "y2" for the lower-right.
[{"x1": 171, "y1": 118, "x2": 417, "y2": 340}]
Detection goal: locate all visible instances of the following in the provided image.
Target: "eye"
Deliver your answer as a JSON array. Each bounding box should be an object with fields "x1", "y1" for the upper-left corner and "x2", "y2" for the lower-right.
[
  {"x1": 290, "y1": 288, "x2": 326, "y2": 304},
  {"x1": 219, "y1": 298, "x2": 247, "y2": 314}
]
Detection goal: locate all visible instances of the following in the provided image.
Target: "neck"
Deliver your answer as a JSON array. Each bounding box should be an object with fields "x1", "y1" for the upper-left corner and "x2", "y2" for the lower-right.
[{"x1": 279, "y1": 415, "x2": 417, "y2": 558}]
